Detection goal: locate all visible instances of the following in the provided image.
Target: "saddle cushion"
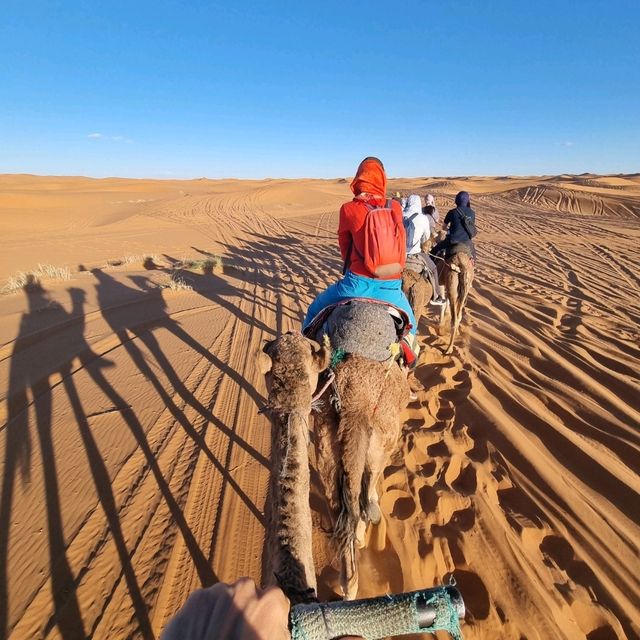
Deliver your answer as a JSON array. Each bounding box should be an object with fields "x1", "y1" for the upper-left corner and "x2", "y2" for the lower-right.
[{"x1": 320, "y1": 301, "x2": 399, "y2": 362}]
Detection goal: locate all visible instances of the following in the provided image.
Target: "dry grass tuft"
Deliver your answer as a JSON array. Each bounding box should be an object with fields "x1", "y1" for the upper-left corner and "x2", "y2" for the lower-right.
[
  {"x1": 160, "y1": 270, "x2": 193, "y2": 292},
  {"x1": 106, "y1": 254, "x2": 163, "y2": 270},
  {"x1": 2, "y1": 264, "x2": 72, "y2": 295},
  {"x1": 200, "y1": 255, "x2": 224, "y2": 273},
  {"x1": 177, "y1": 255, "x2": 224, "y2": 273}
]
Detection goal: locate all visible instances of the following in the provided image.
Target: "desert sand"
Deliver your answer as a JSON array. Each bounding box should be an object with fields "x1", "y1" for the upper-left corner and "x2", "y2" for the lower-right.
[{"x1": 0, "y1": 172, "x2": 639, "y2": 639}]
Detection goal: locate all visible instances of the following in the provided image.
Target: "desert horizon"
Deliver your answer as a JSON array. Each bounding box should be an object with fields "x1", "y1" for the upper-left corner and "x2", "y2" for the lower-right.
[{"x1": 1, "y1": 171, "x2": 639, "y2": 638}]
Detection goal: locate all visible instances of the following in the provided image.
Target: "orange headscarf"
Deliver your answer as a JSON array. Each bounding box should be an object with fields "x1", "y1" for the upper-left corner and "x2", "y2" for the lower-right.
[{"x1": 350, "y1": 157, "x2": 386, "y2": 199}]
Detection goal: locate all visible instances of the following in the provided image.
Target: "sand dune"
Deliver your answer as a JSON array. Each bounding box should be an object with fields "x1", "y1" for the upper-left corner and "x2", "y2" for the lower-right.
[{"x1": 0, "y1": 174, "x2": 639, "y2": 639}]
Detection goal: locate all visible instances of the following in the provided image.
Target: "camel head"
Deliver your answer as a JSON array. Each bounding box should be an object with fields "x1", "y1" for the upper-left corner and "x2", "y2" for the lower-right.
[{"x1": 259, "y1": 331, "x2": 330, "y2": 415}]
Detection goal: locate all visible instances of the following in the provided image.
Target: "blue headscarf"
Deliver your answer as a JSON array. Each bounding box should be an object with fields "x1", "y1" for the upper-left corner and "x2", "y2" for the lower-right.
[{"x1": 455, "y1": 191, "x2": 470, "y2": 207}]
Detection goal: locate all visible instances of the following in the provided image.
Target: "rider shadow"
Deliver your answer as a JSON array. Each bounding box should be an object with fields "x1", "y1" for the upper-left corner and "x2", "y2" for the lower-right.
[
  {"x1": 128, "y1": 266, "x2": 267, "y2": 414},
  {"x1": 220, "y1": 233, "x2": 340, "y2": 287},
  {"x1": 92, "y1": 270, "x2": 268, "y2": 516},
  {"x1": 1, "y1": 280, "x2": 226, "y2": 638},
  {"x1": 218, "y1": 233, "x2": 342, "y2": 334},
  {"x1": 0, "y1": 279, "x2": 87, "y2": 639},
  {"x1": 228, "y1": 232, "x2": 341, "y2": 281},
  {"x1": 188, "y1": 244, "x2": 307, "y2": 335},
  {"x1": 162, "y1": 253, "x2": 283, "y2": 337}
]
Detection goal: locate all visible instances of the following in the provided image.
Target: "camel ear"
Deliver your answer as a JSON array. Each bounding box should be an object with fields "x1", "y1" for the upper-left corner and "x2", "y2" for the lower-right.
[
  {"x1": 309, "y1": 340, "x2": 331, "y2": 372},
  {"x1": 258, "y1": 340, "x2": 274, "y2": 374},
  {"x1": 257, "y1": 351, "x2": 272, "y2": 374}
]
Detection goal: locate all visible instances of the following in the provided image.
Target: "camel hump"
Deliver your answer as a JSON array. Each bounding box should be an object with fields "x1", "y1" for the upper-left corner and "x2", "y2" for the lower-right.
[{"x1": 323, "y1": 301, "x2": 398, "y2": 362}]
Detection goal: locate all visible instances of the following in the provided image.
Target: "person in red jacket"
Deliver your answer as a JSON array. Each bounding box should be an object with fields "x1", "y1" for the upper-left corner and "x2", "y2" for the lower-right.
[{"x1": 303, "y1": 157, "x2": 417, "y2": 340}]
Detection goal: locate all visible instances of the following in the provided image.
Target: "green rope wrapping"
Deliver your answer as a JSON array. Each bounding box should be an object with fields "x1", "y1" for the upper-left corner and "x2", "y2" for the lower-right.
[
  {"x1": 329, "y1": 347, "x2": 346, "y2": 369},
  {"x1": 426, "y1": 586, "x2": 463, "y2": 640},
  {"x1": 290, "y1": 586, "x2": 463, "y2": 640}
]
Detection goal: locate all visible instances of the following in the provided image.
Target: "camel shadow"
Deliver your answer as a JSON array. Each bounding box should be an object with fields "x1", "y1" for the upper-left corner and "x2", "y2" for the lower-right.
[
  {"x1": 164, "y1": 252, "x2": 283, "y2": 337},
  {"x1": 0, "y1": 280, "x2": 88, "y2": 638},
  {"x1": 216, "y1": 233, "x2": 341, "y2": 335},
  {"x1": 91, "y1": 269, "x2": 268, "y2": 513},
  {"x1": 0, "y1": 279, "x2": 226, "y2": 638}
]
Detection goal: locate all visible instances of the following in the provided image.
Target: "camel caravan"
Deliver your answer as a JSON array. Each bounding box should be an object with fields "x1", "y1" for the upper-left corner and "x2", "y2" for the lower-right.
[{"x1": 259, "y1": 158, "x2": 477, "y2": 604}]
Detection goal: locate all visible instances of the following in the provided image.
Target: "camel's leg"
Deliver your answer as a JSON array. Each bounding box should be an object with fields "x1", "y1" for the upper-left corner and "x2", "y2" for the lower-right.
[
  {"x1": 410, "y1": 284, "x2": 423, "y2": 327},
  {"x1": 363, "y1": 430, "x2": 388, "y2": 528},
  {"x1": 439, "y1": 273, "x2": 449, "y2": 326},
  {"x1": 313, "y1": 413, "x2": 340, "y2": 528},
  {"x1": 335, "y1": 411, "x2": 369, "y2": 600},
  {"x1": 439, "y1": 297, "x2": 449, "y2": 327},
  {"x1": 457, "y1": 274, "x2": 471, "y2": 322},
  {"x1": 446, "y1": 267, "x2": 472, "y2": 354},
  {"x1": 445, "y1": 270, "x2": 460, "y2": 354},
  {"x1": 445, "y1": 307, "x2": 460, "y2": 354},
  {"x1": 342, "y1": 540, "x2": 359, "y2": 600}
]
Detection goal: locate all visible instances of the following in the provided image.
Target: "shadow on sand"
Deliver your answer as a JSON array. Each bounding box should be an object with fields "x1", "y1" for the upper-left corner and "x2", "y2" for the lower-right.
[{"x1": 0, "y1": 268, "x2": 273, "y2": 637}]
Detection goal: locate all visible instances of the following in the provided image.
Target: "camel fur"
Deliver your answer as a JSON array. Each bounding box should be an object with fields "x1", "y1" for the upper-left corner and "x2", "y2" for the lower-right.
[{"x1": 260, "y1": 331, "x2": 410, "y2": 601}]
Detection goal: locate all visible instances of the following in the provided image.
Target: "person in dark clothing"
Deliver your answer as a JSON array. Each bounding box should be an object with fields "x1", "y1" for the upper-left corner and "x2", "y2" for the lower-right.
[{"x1": 430, "y1": 191, "x2": 477, "y2": 260}]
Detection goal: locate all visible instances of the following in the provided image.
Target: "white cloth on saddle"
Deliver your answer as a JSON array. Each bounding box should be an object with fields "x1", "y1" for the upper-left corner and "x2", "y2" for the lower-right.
[{"x1": 321, "y1": 301, "x2": 399, "y2": 362}]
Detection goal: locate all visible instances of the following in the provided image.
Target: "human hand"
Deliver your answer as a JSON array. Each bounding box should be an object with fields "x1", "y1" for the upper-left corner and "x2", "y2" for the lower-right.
[{"x1": 161, "y1": 578, "x2": 290, "y2": 640}]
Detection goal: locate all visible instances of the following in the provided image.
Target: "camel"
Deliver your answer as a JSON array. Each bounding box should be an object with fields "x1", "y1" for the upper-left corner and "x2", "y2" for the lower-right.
[
  {"x1": 441, "y1": 252, "x2": 474, "y2": 354},
  {"x1": 401, "y1": 237, "x2": 436, "y2": 329},
  {"x1": 401, "y1": 268, "x2": 433, "y2": 328},
  {"x1": 259, "y1": 327, "x2": 410, "y2": 601}
]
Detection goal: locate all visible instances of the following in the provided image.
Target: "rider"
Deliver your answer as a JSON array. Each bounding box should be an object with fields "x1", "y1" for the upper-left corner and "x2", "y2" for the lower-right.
[
  {"x1": 431, "y1": 191, "x2": 477, "y2": 260},
  {"x1": 423, "y1": 193, "x2": 440, "y2": 229},
  {"x1": 303, "y1": 157, "x2": 418, "y2": 363},
  {"x1": 403, "y1": 194, "x2": 446, "y2": 305}
]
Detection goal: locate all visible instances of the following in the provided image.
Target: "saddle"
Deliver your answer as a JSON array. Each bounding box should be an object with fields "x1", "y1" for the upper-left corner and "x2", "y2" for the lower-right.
[
  {"x1": 431, "y1": 243, "x2": 475, "y2": 279},
  {"x1": 405, "y1": 253, "x2": 428, "y2": 275},
  {"x1": 303, "y1": 299, "x2": 410, "y2": 363}
]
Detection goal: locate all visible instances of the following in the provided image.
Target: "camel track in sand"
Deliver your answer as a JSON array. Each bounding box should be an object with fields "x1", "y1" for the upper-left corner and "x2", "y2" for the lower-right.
[{"x1": 0, "y1": 175, "x2": 639, "y2": 639}]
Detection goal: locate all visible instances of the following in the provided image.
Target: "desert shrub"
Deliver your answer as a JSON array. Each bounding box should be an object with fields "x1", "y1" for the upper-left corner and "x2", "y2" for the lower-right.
[
  {"x1": 1, "y1": 264, "x2": 71, "y2": 295},
  {"x1": 160, "y1": 270, "x2": 193, "y2": 292}
]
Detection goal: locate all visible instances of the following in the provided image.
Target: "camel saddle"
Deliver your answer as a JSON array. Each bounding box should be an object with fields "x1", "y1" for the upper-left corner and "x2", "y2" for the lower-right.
[
  {"x1": 304, "y1": 299, "x2": 409, "y2": 363},
  {"x1": 405, "y1": 253, "x2": 430, "y2": 275}
]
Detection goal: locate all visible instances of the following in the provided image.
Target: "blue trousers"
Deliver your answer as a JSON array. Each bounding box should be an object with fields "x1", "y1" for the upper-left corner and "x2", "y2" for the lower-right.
[{"x1": 303, "y1": 271, "x2": 417, "y2": 335}]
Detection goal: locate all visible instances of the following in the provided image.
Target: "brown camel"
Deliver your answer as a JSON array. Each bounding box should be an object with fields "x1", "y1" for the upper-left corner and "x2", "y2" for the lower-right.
[
  {"x1": 441, "y1": 252, "x2": 474, "y2": 354},
  {"x1": 401, "y1": 268, "x2": 433, "y2": 328},
  {"x1": 259, "y1": 331, "x2": 410, "y2": 601},
  {"x1": 401, "y1": 237, "x2": 435, "y2": 328}
]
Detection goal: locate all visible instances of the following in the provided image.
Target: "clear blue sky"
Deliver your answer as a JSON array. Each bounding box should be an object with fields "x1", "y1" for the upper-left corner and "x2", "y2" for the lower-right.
[{"x1": 1, "y1": 1, "x2": 639, "y2": 178}]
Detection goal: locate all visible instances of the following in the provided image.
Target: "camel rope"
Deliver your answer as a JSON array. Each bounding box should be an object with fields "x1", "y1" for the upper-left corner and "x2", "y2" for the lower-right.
[{"x1": 311, "y1": 370, "x2": 335, "y2": 403}]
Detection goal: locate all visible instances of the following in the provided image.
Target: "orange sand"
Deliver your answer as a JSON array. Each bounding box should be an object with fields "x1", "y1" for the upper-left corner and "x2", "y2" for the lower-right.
[{"x1": 0, "y1": 174, "x2": 639, "y2": 639}]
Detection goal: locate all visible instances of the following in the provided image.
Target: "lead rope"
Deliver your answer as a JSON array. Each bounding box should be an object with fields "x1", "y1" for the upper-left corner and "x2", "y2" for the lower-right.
[{"x1": 311, "y1": 370, "x2": 335, "y2": 403}]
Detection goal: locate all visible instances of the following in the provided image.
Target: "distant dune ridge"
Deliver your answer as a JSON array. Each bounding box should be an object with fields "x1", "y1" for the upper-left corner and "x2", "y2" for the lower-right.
[{"x1": 0, "y1": 174, "x2": 639, "y2": 639}]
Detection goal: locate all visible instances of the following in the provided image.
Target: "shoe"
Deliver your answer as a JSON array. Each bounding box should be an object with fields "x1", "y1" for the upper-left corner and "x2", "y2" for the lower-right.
[{"x1": 431, "y1": 296, "x2": 446, "y2": 305}]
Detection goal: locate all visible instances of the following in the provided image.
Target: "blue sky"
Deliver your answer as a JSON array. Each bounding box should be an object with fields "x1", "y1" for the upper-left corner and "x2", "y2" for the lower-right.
[{"x1": 1, "y1": 1, "x2": 639, "y2": 178}]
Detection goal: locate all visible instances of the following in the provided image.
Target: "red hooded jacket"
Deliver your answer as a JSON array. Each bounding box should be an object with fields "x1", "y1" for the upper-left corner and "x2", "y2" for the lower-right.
[{"x1": 338, "y1": 158, "x2": 406, "y2": 280}]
